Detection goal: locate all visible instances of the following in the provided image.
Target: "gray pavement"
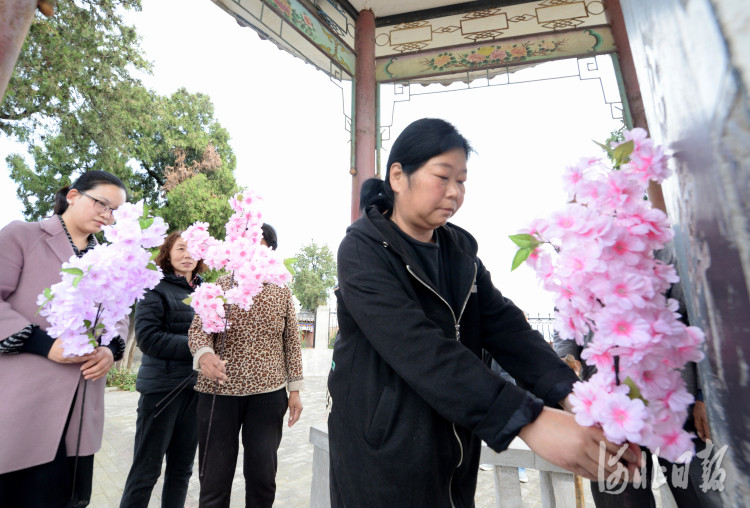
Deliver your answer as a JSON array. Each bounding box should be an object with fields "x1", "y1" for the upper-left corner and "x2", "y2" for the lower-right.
[{"x1": 94, "y1": 377, "x2": 610, "y2": 507}]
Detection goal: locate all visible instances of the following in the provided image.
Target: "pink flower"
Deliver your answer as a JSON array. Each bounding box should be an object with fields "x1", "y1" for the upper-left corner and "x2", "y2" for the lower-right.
[
  {"x1": 594, "y1": 271, "x2": 653, "y2": 311},
  {"x1": 594, "y1": 309, "x2": 652, "y2": 348},
  {"x1": 596, "y1": 391, "x2": 647, "y2": 443},
  {"x1": 645, "y1": 415, "x2": 695, "y2": 462},
  {"x1": 602, "y1": 230, "x2": 646, "y2": 266},
  {"x1": 580, "y1": 341, "x2": 615, "y2": 373},
  {"x1": 569, "y1": 381, "x2": 601, "y2": 426},
  {"x1": 489, "y1": 49, "x2": 505, "y2": 61}
]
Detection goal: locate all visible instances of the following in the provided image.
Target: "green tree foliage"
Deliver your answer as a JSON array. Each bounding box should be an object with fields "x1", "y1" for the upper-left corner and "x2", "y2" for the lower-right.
[
  {"x1": 291, "y1": 242, "x2": 337, "y2": 311},
  {"x1": 1, "y1": 0, "x2": 148, "y2": 141},
  {"x1": 160, "y1": 146, "x2": 239, "y2": 238},
  {"x1": 2, "y1": 1, "x2": 238, "y2": 223}
]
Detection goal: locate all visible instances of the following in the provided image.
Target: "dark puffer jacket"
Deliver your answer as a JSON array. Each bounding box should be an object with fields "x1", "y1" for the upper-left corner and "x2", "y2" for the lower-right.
[
  {"x1": 135, "y1": 272, "x2": 202, "y2": 395},
  {"x1": 328, "y1": 208, "x2": 578, "y2": 508}
]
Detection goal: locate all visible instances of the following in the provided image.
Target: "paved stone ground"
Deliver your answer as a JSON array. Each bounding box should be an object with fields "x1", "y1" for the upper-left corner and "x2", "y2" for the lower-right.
[{"x1": 95, "y1": 376, "x2": 664, "y2": 507}]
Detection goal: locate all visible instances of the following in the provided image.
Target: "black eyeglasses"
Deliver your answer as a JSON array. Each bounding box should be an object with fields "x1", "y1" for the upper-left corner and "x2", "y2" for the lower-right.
[{"x1": 78, "y1": 191, "x2": 115, "y2": 214}]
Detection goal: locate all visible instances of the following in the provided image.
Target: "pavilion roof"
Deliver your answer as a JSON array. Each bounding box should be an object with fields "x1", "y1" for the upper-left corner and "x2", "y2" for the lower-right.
[{"x1": 211, "y1": 0, "x2": 615, "y2": 85}]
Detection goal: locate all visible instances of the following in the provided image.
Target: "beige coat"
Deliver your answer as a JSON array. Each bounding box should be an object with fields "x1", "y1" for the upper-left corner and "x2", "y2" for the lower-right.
[{"x1": 0, "y1": 217, "x2": 129, "y2": 474}]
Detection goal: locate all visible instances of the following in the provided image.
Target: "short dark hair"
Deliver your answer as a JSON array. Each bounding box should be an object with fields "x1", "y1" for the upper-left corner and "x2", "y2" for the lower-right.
[
  {"x1": 155, "y1": 231, "x2": 207, "y2": 278},
  {"x1": 53, "y1": 171, "x2": 128, "y2": 215},
  {"x1": 362, "y1": 118, "x2": 472, "y2": 214},
  {"x1": 261, "y1": 223, "x2": 278, "y2": 250}
]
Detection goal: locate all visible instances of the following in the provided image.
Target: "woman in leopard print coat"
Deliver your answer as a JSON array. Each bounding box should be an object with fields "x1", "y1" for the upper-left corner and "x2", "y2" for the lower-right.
[{"x1": 188, "y1": 224, "x2": 303, "y2": 508}]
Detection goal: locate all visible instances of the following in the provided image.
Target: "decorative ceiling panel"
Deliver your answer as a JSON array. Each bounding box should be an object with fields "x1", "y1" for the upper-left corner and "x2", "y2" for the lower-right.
[
  {"x1": 345, "y1": 0, "x2": 474, "y2": 19},
  {"x1": 376, "y1": 25, "x2": 615, "y2": 83},
  {"x1": 374, "y1": 1, "x2": 607, "y2": 58}
]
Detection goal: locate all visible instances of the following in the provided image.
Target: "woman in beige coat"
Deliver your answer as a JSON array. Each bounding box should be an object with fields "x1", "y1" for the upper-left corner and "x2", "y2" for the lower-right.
[{"x1": 0, "y1": 171, "x2": 129, "y2": 507}]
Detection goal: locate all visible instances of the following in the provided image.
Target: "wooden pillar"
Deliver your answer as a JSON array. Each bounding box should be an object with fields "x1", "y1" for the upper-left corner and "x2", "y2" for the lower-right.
[
  {"x1": 350, "y1": 9, "x2": 376, "y2": 223},
  {"x1": 0, "y1": 0, "x2": 39, "y2": 101}
]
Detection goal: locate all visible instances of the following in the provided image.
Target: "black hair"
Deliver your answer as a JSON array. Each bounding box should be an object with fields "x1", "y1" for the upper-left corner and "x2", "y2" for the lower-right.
[
  {"x1": 361, "y1": 118, "x2": 472, "y2": 215},
  {"x1": 53, "y1": 170, "x2": 128, "y2": 215},
  {"x1": 261, "y1": 223, "x2": 278, "y2": 251}
]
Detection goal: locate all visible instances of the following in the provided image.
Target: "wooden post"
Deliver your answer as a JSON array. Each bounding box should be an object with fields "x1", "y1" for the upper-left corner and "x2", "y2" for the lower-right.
[{"x1": 350, "y1": 9, "x2": 376, "y2": 222}]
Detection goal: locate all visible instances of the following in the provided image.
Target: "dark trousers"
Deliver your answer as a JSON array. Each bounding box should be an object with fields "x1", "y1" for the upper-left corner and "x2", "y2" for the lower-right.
[
  {"x1": 197, "y1": 389, "x2": 288, "y2": 508},
  {"x1": 591, "y1": 434, "x2": 722, "y2": 508},
  {"x1": 0, "y1": 393, "x2": 93, "y2": 508},
  {"x1": 120, "y1": 389, "x2": 199, "y2": 508}
]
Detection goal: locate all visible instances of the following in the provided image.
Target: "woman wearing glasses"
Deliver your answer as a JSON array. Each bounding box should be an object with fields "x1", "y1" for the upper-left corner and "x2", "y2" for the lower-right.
[{"x1": 0, "y1": 171, "x2": 130, "y2": 507}]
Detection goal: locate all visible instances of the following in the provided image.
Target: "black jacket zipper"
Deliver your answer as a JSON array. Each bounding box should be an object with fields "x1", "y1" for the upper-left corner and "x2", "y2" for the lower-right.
[{"x1": 406, "y1": 263, "x2": 477, "y2": 508}]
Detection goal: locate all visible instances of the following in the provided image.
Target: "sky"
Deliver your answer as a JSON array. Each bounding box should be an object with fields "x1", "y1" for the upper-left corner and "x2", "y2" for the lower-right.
[{"x1": 0, "y1": 0, "x2": 623, "y2": 316}]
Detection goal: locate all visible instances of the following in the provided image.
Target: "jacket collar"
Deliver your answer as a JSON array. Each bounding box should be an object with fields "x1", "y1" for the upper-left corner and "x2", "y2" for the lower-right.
[
  {"x1": 163, "y1": 271, "x2": 203, "y2": 288},
  {"x1": 352, "y1": 207, "x2": 478, "y2": 295},
  {"x1": 40, "y1": 216, "x2": 76, "y2": 264}
]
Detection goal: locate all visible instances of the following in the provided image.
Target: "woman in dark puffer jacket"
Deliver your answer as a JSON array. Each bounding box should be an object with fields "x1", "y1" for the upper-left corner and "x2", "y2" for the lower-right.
[{"x1": 120, "y1": 232, "x2": 206, "y2": 508}]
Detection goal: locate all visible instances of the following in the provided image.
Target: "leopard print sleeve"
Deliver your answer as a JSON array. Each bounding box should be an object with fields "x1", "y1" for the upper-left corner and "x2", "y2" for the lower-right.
[{"x1": 281, "y1": 286, "x2": 304, "y2": 391}]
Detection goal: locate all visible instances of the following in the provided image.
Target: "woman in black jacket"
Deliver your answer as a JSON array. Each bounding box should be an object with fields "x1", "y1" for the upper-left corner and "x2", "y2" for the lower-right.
[
  {"x1": 328, "y1": 118, "x2": 642, "y2": 507},
  {"x1": 120, "y1": 232, "x2": 205, "y2": 508}
]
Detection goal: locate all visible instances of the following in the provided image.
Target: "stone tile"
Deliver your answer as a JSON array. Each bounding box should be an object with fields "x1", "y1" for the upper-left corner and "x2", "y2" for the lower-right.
[{"x1": 98, "y1": 376, "x2": 667, "y2": 507}]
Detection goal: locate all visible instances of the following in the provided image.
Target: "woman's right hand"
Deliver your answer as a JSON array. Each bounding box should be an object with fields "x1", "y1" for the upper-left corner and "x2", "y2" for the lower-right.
[
  {"x1": 47, "y1": 338, "x2": 95, "y2": 364},
  {"x1": 199, "y1": 352, "x2": 228, "y2": 384},
  {"x1": 518, "y1": 406, "x2": 642, "y2": 482}
]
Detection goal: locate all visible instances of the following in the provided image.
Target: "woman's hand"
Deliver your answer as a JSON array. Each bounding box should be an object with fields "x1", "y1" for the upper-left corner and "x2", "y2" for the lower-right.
[
  {"x1": 694, "y1": 401, "x2": 711, "y2": 442},
  {"x1": 199, "y1": 352, "x2": 228, "y2": 384},
  {"x1": 288, "y1": 390, "x2": 303, "y2": 427},
  {"x1": 47, "y1": 338, "x2": 95, "y2": 364},
  {"x1": 80, "y1": 347, "x2": 114, "y2": 381},
  {"x1": 518, "y1": 407, "x2": 642, "y2": 482}
]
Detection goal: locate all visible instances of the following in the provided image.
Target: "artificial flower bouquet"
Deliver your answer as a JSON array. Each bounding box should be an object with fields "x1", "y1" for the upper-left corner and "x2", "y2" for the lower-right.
[
  {"x1": 182, "y1": 191, "x2": 291, "y2": 333},
  {"x1": 37, "y1": 201, "x2": 167, "y2": 356},
  {"x1": 510, "y1": 129, "x2": 704, "y2": 461}
]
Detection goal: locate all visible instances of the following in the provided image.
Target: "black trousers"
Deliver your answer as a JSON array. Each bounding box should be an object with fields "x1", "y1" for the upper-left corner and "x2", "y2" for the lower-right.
[
  {"x1": 196, "y1": 389, "x2": 288, "y2": 508},
  {"x1": 119, "y1": 388, "x2": 199, "y2": 508},
  {"x1": 590, "y1": 433, "x2": 722, "y2": 508}
]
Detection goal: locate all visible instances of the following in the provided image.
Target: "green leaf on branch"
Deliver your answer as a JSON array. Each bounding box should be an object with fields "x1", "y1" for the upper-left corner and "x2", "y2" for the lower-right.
[
  {"x1": 61, "y1": 267, "x2": 84, "y2": 276},
  {"x1": 182, "y1": 297, "x2": 193, "y2": 305},
  {"x1": 149, "y1": 249, "x2": 159, "y2": 261},
  {"x1": 36, "y1": 287, "x2": 55, "y2": 314},
  {"x1": 511, "y1": 247, "x2": 532, "y2": 271},
  {"x1": 146, "y1": 262, "x2": 158, "y2": 271},
  {"x1": 624, "y1": 376, "x2": 646, "y2": 403},
  {"x1": 509, "y1": 233, "x2": 541, "y2": 249},
  {"x1": 84, "y1": 320, "x2": 92, "y2": 329},
  {"x1": 593, "y1": 140, "x2": 614, "y2": 159},
  {"x1": 611, "y1": 140, "x2": 634, "y2": 168},
  {"x1": 139, "y1": 217, "x2": 154, "y2": 229},
  {"x1": 284, "y1": 257, "x2": 298, "y2": 276},
  {"x1": 72, "y1": 275, "x2": 83, "y2": 287}
]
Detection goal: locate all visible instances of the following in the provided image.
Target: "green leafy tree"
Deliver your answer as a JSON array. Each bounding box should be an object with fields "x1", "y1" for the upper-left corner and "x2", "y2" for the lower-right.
[
  {"x1": 291, "y1": 242, "x2": 337, "y2": 311},
  {"x1": 1, "y1": 0, "x2": 148, "y2": 141},
  {"x1": 160, "y1": 146, "x2": 239, "y2": 238},
  {"x1": 6, "y1": 87, "x2": 236, "y2": 221},
  {"x1": 2, "y1": 1, "x2": 237, "y2": 222}
]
